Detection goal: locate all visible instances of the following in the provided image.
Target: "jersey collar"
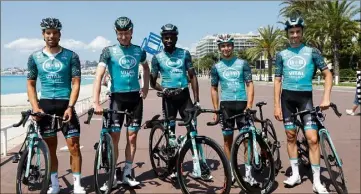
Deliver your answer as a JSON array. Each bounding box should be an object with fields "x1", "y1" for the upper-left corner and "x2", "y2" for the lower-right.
[{"x1": 42, "y1": 46, "x2": 63, "y2": 59}]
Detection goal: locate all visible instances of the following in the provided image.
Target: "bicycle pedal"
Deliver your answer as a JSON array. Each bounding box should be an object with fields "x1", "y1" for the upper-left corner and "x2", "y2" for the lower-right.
[
  {"x1": 275, "y1": 141, "x2": 281, "y2": 148},
  {"x1": 93, "y1": 142, "x2": 99, "y2": 150},
  {"x1": 12, "y1": 154, "x2": 20, "y2": 163}
]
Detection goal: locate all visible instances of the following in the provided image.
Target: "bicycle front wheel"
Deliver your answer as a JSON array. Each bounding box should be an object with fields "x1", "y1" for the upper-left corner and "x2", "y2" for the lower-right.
[
  {"x1": 177, "y1": 136, "x2": 232, "y2": 194},
  {"x1": 265, "y1": 119, "x2": 281, "y2": 175},
  {"x1": 16, "y1": 139, "x2": 51, "y2": 194},
  {"x1": 94, "y1": 133, "x2": 115, "y2": 194},
  {"x1": 231, "y1": 132, "x2": 275, "y2": 194},
  {"x1": 320, "y1": 132, "x2": 348, "y2": 194}
]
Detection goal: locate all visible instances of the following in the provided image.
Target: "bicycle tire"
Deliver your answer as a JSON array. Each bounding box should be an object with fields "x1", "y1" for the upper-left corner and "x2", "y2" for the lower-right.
[
  {"x1": 231, "y1": 132, "x2": 275, "y2": 194},
  {"x1": 177, "y1": 136, "x2": 232, "y2": 194},
  {"x1": 94, "y1": 133, "x2": 115, "y2": 194},
  {"x1": 16, "y1": 139, "x2": 51, "y2": 194},
  {"x1": 149, "y1": 123, "x2": 169, "y2": 180},
  {"x1": 265, "y1": 119, "x2": 281, "y2": 175},
  {"x1": 320, "y1": 132, "x2": 348, "y2": 194}
]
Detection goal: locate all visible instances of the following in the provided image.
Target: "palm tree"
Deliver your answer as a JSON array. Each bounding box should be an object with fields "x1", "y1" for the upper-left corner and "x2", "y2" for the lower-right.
[
  {"x1": 279, "y1": 0, "x2": 316, "y2": 18},
  {"x1": 246, "y1": 25, "x2": 285, "y2": 81}
]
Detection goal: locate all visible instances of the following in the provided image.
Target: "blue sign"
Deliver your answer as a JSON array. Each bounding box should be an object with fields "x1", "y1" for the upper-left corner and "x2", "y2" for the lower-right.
[{"x1": 141, "y1": 32, "x2": 163, "y2": 55}]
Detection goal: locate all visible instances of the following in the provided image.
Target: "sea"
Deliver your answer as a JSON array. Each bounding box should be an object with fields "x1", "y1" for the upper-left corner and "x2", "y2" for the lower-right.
[{"x1": 1, "y1": 75, "x2": 95, "y2": 95}]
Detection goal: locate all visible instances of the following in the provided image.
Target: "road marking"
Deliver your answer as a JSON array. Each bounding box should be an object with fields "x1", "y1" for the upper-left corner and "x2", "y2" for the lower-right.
[{"x1": 59, "y1": 145, "x2": 84, "y2": 151}]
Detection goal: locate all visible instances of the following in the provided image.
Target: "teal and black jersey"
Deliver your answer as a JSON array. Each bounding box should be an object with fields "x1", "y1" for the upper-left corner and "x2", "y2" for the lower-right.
[
  {"x1": 27, "y1": 48, "x2": 81, "y2": 100},
  {"x1": 99, "y1": 43, "x2": 147, "y2": 93},
  {"x1": 151, "y1": 47, "x2": 194, "y2": 89},
  {"x1": 275, "y1": 44, "x2": 328, "y2": 91},
  {"x1": 211, "y1": 57, "x2": 252, "y2": 101}
]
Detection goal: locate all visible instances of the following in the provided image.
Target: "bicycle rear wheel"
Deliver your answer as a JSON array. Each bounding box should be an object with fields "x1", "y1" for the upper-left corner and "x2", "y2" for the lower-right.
[
  {"x1": 177, "y1": 136, "x2": 232, "y2": 194},
  {"x1": 16, "y1": 139, "x2": 51, "y2": 194},
  {"x1": 231, "y1": 132, "x2": 275, "y2": 194},
  {"x1": 94, "y1": 133, "x2": 115, "y2": 194},
  {"x1": 265, "y1": 119, "x2": 281, "y2": 175},
  {"x1": 320, "y1": 132, "x2": 348, "y2": 194}
]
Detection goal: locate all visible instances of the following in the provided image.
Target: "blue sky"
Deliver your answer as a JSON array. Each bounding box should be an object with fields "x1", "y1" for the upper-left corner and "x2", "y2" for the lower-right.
[{"x1": 1, "y1": 1, "x2": 289, "y2": 68}]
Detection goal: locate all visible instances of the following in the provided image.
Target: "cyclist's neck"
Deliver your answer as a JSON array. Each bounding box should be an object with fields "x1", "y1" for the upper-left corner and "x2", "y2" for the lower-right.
[
  {"x1": 44, "y1": 45, "x2": 62, "y2": 55},
  {"x1": 221, "y1": 55, "x2": 235, "y2": 61},
  {"x1": 164, "y1": 46, "x2": 176, "y2": 54},
  {"x1": 289, "y1": 42, "x2": 303, "y2": 49},
  {"x1": 119, "y1": 42, "x2": 132, "y2": 48}
]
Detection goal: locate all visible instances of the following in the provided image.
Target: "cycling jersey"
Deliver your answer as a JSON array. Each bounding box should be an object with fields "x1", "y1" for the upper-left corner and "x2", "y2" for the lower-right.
[
  {"x1": 99, "y1": 43, "x2": 147, "y2": 93},
  {"x1": 211, "y1": 57, "x2": 253, "y2": 101},
  {"x1": 275, "y1": 44, "x2": 328, "y2": 91},
  {"x1": 27, "y1": 48, "x2": 81, "y2": 100},
  {"x1": 151, "y1": 47, "x2": 194, "y2": 89}
]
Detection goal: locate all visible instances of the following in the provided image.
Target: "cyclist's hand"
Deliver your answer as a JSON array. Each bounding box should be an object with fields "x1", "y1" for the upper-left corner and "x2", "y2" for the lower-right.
[
  {"x1": 274, "y1": 107, "x2": 283, "y2": 121},
  {"x1": 213, "y1": 113, "x2": 218, "y2": 122},
  {"x1": 140, "y1": 87, "x2": 149, "y2": 99},
  {"x1": 320, "y1": 99, "x2": 330, "y2": 110},
  {"x1": 93, "y1": 103, "x2": 103, "y2": 115},
  {"x1": 63, "y1": 108, "x2": 72, "y2": 123},
  {"x1": 32, "y1": 108, "x2": 44, "y2": 121}
]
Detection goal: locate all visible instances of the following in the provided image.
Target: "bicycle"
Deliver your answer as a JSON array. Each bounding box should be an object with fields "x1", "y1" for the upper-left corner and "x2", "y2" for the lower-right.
[
  {"x1": 211, "y1": 107, "x2": 275, "y2": 194},
  {"x1": 144, "y1": 91, "x2": 232, "y2": 194},
  {"x1": 294, "y1": 103, "x2": 348, "y2": 194},
  {"x1": 84, "y1": 108, "x2": 133, "y2": 194},
  {"x1": 255, "y1": 101, "x2": 282, "y2": 175},
  {"x1": 12, "y1": 110, "x2": 65, "y2": 194}
]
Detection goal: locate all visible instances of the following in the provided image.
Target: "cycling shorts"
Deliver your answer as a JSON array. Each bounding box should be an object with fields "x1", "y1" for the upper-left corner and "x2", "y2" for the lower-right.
[{"x1": 220, "y1": 101, "x2": 247, "y2": 136}]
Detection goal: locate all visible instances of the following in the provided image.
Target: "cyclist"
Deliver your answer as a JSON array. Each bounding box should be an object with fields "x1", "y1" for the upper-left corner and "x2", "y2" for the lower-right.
[
  {"x1": 210, "y1": 34, "x2": 257, "y2": 185},
  {"x1": 274, "y1": 15, "x2": 333, "y2": 193},
  {"x1": 27, "y1": 18, "x2": 85, "y2": 194},
  {"x1": 92, "y1": 16, "x2": 150, "y2": 189},
  {"x1": 150, "y1": 23, "x2": 200, "y2": 179}
]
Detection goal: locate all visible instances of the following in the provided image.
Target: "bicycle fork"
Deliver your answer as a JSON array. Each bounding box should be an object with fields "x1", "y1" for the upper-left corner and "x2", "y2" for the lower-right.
[{"x1": 25, "y1": 134, "x2": 40, "y2": 178}]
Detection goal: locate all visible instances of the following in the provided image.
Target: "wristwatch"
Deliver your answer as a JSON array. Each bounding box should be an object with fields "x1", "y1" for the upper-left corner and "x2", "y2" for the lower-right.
[{"x1": 68, "y1": 105, "x2": 74, "y2": 109}]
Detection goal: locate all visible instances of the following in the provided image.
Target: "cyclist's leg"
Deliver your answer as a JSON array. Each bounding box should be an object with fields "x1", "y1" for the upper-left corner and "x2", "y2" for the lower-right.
[
  {"x1": 123, "y1": 94, "x2": 143, "y2": 186},
  {"x1": 300, "y1": 93, "x2": 327, "y2": 192},
  {"x1": 162, "y1": 93, "x2": 177, "y2": 140},
  {"x1": 281, "y1": 90, "x2": 301, "y2": 185},
  {"x1": 38, "y1": 99, "x2": 60, "y2": 193}
]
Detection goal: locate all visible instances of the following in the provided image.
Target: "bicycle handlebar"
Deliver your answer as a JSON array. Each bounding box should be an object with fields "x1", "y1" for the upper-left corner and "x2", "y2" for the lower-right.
[
  {"x1": 177, "y1": 106, "x2": 221, "y2": 127},
  {"x1": 13, "y1": 110, "x2": 64, "y2": 128},
  {"x1": 84, "y1": 108, "x2": 133, "y2": 124},
  {"x1": 291, "y1": 103, "x2": 342, "y2": 118}
]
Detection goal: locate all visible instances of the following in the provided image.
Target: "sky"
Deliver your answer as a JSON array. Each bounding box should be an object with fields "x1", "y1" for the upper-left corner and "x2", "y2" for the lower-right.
[{"x1": 1, "y1": 1, "x2": 289, "y2": 68}]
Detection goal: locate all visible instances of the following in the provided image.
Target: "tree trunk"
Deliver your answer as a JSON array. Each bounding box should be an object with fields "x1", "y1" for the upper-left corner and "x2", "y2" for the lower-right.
[
  {"x1": 333, "y1": 42, "x2": 340, "y2": 77},
  {"x1": 268, "y1": 57, "x2": 273, "y2": 82}
]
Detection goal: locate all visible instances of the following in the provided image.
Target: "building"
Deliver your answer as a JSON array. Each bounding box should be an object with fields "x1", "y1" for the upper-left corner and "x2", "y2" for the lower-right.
[{"x1": 195, "y1": 32, "x2": 261, "y2": 58}]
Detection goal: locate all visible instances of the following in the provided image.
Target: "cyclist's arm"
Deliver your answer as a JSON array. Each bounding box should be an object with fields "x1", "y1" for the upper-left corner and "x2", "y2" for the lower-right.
[
  {"x1": 140, "y1": 50, "x2": 150, "y2": 90},
  {"x1": 26, "y1": 54, "x2": 40, "y2": 111},
  {"x1": 274, "y1": 52, "x2": 283, "y2": 108},
  {"x1": 243, "y1": 61, "x2": 254, "y2": 109},
  {"x1": 93, "y1": 47, "x2": 109, "y2": 105},
  {"x1": 150, "y1": 55, "x2": 163, "y2": 91},
  {"x1": 68, "y1": 52, "x2": 81, "y2": 107},
  {"x1": 312, "y1": 48, "x2": 332, "y2": 102},
  {"x1": 210, "y1": 65, "x2": 219, "y2": 110},
  {"x1": 185, "y1": 50, "x2": 199, "y2": 102}
]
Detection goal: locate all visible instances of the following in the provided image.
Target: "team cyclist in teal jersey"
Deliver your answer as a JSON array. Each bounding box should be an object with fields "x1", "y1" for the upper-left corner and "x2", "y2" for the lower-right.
[
  {"x1": 274, "y1": 15, "x2": 333, "y2": 193},
  {"x1": 210, "y1": 34, "x2": 257, "y2": 185},
  {"x1": 27, "y1": 18, "x2": 86, "y2": 194},
  {"x1": 92, "y1": 16, "x2": 150, "y2": 190},
  {"x1": 150, "y1": 23, "x2": 200, "y2": 179}
]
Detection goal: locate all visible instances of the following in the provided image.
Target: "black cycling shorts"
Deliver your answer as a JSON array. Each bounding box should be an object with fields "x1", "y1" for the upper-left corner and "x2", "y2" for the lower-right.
[
  {"x1": 281, "y1": 89, "x2": 317, "y2": 130},
  {"x1": 38, "y1": 99, "x2": 80, "y2": 138},
  {"x1": 109, "y1": 92, "x2": 143, "y2": 132},
  {"x1": 220, "y1": 101, "x2": 247, "y2": 136},
  {"x1": 162, "y1": 88, "x2": 194, "y2": 128}
]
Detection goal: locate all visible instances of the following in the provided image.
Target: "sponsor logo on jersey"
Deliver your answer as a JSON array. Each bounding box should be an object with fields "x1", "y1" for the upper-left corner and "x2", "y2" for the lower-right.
[
  {"x1": 119, "y1": 55, "x2": 137, "y2": 69},
  {"x1": 287, "y1": 56, "x2": 306, "y2": 70},
  {"x1": 42, "y1": 59, "x2": 63, "y2": 73},
  {"x1": 166, "y1": 57, "x2": 183, "y2": 69},
  {"x1": 223, "y1": 68, "x2": 240, "y2": 81}
]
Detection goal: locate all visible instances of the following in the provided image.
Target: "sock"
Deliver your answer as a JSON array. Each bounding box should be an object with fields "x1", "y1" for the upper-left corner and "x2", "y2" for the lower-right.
[
  {"x1": 290, "y1": 158, "x2": 299, "y2": 177},
  {"x1": 124, "y1": 161, "x2": 132, "y2": 176},
  {"x1": 73, "y1": 172, "x2": 81, "y2": 188},
  {"x1": 312, "y1": 164, "x2": 321, "y2": 185},
  {"x1": 51, "y1": 172, "x2": 59, "y2": 187},
  {"x1": 245, "y1": 164, "x2": 251, "y2": 177}
]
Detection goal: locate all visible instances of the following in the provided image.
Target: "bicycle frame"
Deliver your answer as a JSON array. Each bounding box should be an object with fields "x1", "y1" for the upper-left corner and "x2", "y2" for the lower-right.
[{"x1": 24, "y1": 120, "x2": 41, "y2": 178}]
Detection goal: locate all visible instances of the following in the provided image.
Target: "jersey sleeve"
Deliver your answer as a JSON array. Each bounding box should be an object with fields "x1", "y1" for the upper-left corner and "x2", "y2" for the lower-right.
[
  {"x1": 140, "y1": 49, "x2": 147, "y2": 64},
  {"x1": 274, "y1": 52, "x2": 283, "y2": 77},
  {"x1": 243, "y1": 61, "x2": 253, "y2": 83},
  {"x1": 98, "y1": 47, "x2": 111, "y2": 67},
  {"x1": 210, "y1": 65, "x2": 219, "y2": 87},
  {"x1": 151, "y1": 55, "x2": 160, "y2": 77},
  {"x1": 312, "y1": 48, "x2": 328, "y2": 71},
  {"x1": 27, "y1": 55, "x2": 38, "y2": 80},
  {"x1": 71, "y1": 52, "x2": 81, "y2": 77},
  {"x1": 184, "y1": 50, "x2": 194, "y2": 71}
]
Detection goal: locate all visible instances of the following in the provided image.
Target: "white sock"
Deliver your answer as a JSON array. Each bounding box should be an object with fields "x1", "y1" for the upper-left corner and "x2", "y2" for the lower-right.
[
  {"x1": 290, "y1": 158, "x2": 299, "y2": 177},
  {"x1": 312, "y1": 164, "x2": 321, "y2": 185},
  {"x1": 51, "y1": 172, "x2": 59, "y2": 187},
  {"x1": 73, "y1": 173, "x2": 81, "y2": 188},
  {"x1": 245, "y1": 164, "x2": 251, "y2": 177},
  {"x1": 124, "y1": 161, "x2": 132, "y2": 176}
]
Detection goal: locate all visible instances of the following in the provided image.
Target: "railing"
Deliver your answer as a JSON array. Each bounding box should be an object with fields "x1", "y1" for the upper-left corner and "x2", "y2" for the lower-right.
[{"x1": 0, "y1": 91, "x2": 108, "y2": 156}]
